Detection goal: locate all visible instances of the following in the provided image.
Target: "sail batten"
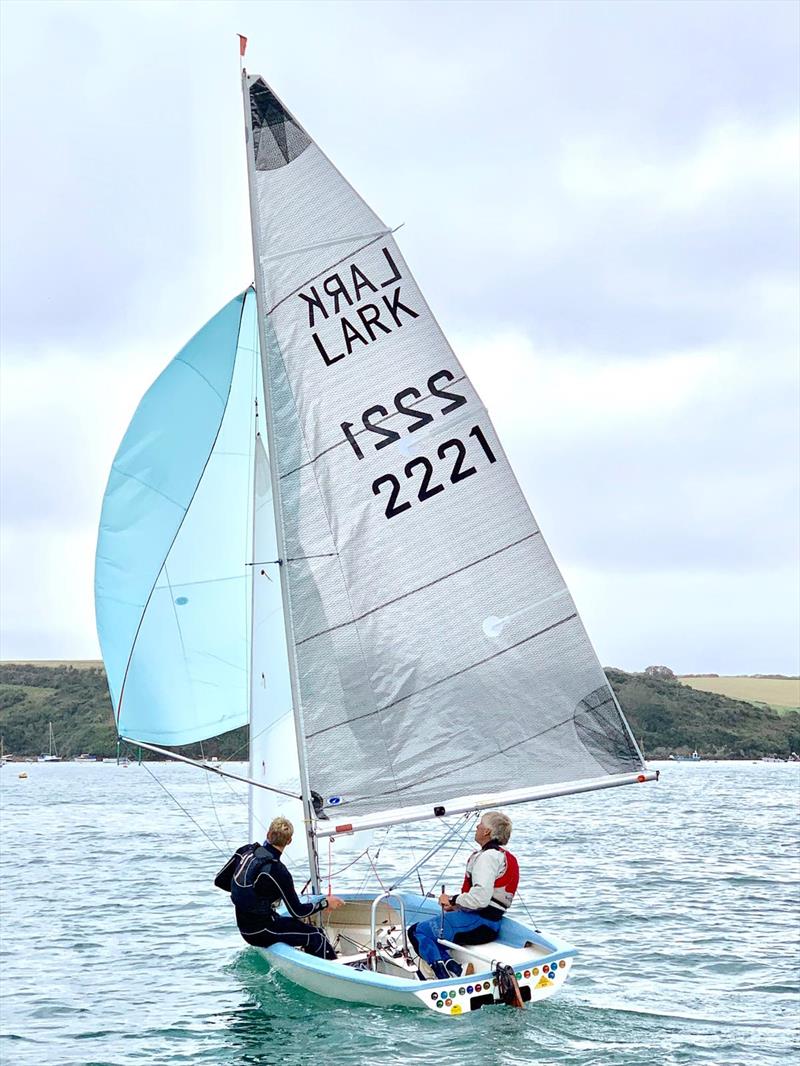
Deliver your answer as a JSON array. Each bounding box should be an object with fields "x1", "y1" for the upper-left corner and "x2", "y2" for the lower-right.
[{"x1": 261, "y1": 228, "x2": 393, "y2": 266}]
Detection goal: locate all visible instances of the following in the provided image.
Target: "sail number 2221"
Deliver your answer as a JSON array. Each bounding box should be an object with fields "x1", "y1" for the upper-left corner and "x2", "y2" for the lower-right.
[{"x1": 372, "y1": 425, "x2": 497, "y2": 519}]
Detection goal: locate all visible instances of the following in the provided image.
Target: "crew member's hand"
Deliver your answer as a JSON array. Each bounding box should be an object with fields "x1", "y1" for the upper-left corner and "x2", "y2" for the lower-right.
[
  {"x1": 326, "y1": 895, "x2": 345, "y2": 910},
  {"x1": 438, "y1": 892, "x2": 455, "y2": 910}
]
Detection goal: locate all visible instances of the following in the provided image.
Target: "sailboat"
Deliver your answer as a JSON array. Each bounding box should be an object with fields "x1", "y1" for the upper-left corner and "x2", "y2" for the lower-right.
[
  {"x1": 93, "y1": 56, "x2": 657, "y2": 1016},
  {"x1": 37, "y1": 722, "x2": 61, "y2": 763}
]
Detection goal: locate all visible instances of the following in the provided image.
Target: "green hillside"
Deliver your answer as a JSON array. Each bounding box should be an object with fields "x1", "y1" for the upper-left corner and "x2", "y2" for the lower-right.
[
  {"x1": 0, "y1": 663, "x2": 246, "y2": 760},
  {"x1": 607, "y1": 669, "x2": 799, "y2": 758},
  {"x1": 1, "y1": 662, "x2": 798, "y2": 760}
]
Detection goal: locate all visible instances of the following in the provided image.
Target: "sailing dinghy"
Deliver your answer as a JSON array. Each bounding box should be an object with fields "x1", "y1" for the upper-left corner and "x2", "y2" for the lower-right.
[
  {"x1": 94, "y1": 60, "x2": 657, "y2": 1016},
  {"x1": 37, "y1": 722, "x2": 61, "y2": 763}
]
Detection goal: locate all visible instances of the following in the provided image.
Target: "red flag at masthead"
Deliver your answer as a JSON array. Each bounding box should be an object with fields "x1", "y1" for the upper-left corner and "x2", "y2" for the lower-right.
[{"x1": 238, "y1": 35, "x2": 248, "y2": 57}]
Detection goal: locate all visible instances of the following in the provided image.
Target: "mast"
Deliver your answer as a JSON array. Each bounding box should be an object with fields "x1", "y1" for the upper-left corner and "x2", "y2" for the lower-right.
[
  {"x1": 240, "y1": 69, "x2": 321, "y2": 891},
  {"x1": 247, "y1": 377, "x2": 259, "y2": 842}
]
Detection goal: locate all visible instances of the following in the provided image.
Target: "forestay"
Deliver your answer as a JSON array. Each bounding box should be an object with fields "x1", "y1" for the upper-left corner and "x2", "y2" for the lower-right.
[{"x1": 244, "y1": 76, "x2": 645, "y2": 823}]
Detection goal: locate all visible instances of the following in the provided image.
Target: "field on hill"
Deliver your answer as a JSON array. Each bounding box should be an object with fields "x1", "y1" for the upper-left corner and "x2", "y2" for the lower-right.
[
  {"x1": 4, "y1": 660, "x2": 103, "y2": 670},
  {"x1": 678, "y1": 675, "x2": 800, "y2": 712}
]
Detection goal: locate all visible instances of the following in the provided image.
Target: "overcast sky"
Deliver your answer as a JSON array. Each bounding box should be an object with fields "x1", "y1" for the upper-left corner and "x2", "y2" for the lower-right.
[{"x1": 1, "y1": 0, "x2": 798, "y2": 674}]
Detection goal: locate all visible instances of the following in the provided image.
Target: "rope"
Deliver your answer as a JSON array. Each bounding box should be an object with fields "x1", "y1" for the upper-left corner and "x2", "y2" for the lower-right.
[
  {"x1": 222, "y1": 710, "x2": 294, "y2": 764},
  {"x1": 366, "y1": 849, "x2": 387, "y2": 893},
  {"x1": 200, "y1": 740, "x2": 231, "y2": 850},
  {"x1": 512, "y1": 886, "x2": 541, "y2": 932},
  {"x1": 328, "y1": 847, "x2": 369, "y2": 879},
  {"x1": 214, "y1": 771, "x2": 250, "y2": 807},
  {"x1": 139, "y1": 760, "x2": 226, "y2": 854},
  {"x1": 352, "y1": 828, "x2": 391, "y2": 895}
]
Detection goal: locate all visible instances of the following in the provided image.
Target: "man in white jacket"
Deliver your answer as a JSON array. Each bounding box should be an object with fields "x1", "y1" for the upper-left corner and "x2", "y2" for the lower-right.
[{"x1": 408, "y1": 809, "x2": 519, "y2": 980}]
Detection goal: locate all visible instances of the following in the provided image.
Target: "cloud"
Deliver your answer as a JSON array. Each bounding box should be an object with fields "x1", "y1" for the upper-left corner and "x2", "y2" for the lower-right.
[
  {"x1": 1, "y1": 0, "x2": 797, "y2": 670},
  {"x1": 568, "y1": 565, "x2": 800, "y2": 677},
  {"x1": 456, "y1": 321, "x2": 799, "y2": 578},
  {"x1": 559, "y1": 119, "x2": 798, "y2": 215},
  {"x1": 0, "y1": 525, "x2": 98, "y2": 661},
  {"x1": 1, "y1": 346, "x2": 173, "y2": 530}
]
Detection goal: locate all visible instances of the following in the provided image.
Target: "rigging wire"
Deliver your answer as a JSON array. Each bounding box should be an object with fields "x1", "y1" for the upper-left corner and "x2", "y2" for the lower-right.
[
  {"x1": 221, "y1": 709, "x2": 295, "y2": 765},
  {"x1": 213, "y1": 769, "x2": 250, "y2": 807},
  {"x1": 139, "y1": 759, "x2": 226, "y2": 855},
  {"x1": 200, "y1": 739, "x2": 232, "y2": 851},
  {"x1": 421, "y1": 813, "x2": 480, "y2": 900},
  {"x1": 389, "y1": 814, "x2": 474, "y2": 893}
]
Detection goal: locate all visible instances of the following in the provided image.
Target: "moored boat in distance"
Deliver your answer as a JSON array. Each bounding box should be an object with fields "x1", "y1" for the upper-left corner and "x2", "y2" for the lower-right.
[{"x1": 37, "y1": 722, "x2": 61, "y2": 762}]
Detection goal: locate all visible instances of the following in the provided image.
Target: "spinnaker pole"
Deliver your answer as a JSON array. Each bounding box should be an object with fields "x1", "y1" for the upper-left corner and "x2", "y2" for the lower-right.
[
  {"x1": 119, "y1": 736, "x2": 302, "y2": 797},
  {"x1": 240, "y1": 68, "x2": 321, "y2": 891}
]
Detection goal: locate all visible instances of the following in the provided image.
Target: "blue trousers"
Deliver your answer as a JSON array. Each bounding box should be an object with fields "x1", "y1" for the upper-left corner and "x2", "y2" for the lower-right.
[{"x1": 409, "y1": 910, "x2": 500, "y2": 966}]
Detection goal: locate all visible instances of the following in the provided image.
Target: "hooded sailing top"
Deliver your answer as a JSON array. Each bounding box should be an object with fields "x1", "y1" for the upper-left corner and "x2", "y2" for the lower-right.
[
  {"x1": 455, "y1": 841, "x2": 519, "y2": 921},
  {"x1": 215, "y1": 841, "x2": 329, "y2": 934}
]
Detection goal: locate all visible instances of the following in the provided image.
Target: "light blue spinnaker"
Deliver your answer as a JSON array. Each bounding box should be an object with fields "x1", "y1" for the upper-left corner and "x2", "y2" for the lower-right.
[{"x1": 94, "y1": 290, "x2": 258, "y2": 745}]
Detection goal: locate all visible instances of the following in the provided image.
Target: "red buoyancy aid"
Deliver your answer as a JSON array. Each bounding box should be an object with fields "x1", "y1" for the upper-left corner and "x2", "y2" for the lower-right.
[{"x1": 461, "y1": 846, "x2": 520, "y2": 918}]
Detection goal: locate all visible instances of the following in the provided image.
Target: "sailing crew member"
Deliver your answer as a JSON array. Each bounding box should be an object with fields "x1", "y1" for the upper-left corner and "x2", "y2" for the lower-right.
[
  {"x1": 408, "y1": 809, "x2": 518, "y2": 980},
  {"x1": 215, "y1": 815, "x2": 344, "y2": 958}
]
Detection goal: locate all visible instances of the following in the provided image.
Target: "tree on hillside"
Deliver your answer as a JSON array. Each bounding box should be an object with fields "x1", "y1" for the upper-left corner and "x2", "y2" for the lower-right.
[{"x1": 644, "y1": 665, "x2": 676, "y2": 680}]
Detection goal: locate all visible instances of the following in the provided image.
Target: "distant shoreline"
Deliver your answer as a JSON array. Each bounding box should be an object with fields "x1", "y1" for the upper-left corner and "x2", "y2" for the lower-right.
[{"x1": 1, "y1": 661, "x2": 798, "y2": 761}]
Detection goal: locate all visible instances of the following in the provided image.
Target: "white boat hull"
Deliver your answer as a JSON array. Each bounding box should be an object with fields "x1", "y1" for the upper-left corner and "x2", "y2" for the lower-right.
[{"x1": 256, "y1": 892, "x2": 575, "y2": 1016}]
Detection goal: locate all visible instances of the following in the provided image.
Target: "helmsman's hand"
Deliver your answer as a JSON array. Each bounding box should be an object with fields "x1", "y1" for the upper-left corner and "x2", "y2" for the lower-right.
[{"x1": 327, "y1": 895, "x2": 345, "y2": 910}]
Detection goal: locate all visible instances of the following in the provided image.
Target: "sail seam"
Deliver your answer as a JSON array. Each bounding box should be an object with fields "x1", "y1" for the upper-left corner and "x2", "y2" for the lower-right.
[
  {"x1": 108, "y1": 467, "x2": 187, "y2": 510},
  {"x1": 265, "y1": 232, "x2": 387, "y2": 316},
  {"x1": 163, "y1": 562, "x2": 191, "y2": 685},
  {"x1": 151, "y1": 573, "x2": 247, "y2": 589},
  {"x1": 174, "y1": 356, "x2": 227, "y2": 404},
  {"x1": 343, "y1": 694, "x2": 617, "y2": 808},
  {"x1": 115, "y1": 294, "x2": 248, "y2": 727},
  {"x1": 295, "y1": 532, "x2": 540, "y2": 646},
  {"x1": 306, "y1": 612, "x2": 579, "y2": 739},
  {"x1": 279, "y1": 374, "x2": 469, "y2": 480}
]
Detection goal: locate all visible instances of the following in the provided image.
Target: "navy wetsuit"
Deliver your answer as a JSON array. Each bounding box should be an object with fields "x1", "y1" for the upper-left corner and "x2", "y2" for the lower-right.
[{"x1": 215, "y1": 841, "x2": 336, "y2": 959}]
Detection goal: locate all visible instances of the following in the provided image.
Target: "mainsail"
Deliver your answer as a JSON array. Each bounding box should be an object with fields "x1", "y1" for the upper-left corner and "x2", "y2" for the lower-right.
[{"x1": 242, "y1": 75, "x2": 646, "y2": 828}]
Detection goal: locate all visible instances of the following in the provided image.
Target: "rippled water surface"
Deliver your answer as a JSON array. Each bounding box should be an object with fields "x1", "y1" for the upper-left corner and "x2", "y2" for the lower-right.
[{"x1": 1, "y1": 761, "x2": 798, "y2": 1065}]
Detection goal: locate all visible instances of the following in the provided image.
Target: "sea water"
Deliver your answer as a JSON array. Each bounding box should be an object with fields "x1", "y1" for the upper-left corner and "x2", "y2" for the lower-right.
[{"x1": 0, "y1": 761, "x2": 797, "y2": 1065}]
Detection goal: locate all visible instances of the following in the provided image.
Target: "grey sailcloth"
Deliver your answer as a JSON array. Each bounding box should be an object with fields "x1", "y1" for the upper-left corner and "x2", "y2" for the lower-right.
[{"x1": 244, "y1": 75, "x2": 643, "y2": 820}]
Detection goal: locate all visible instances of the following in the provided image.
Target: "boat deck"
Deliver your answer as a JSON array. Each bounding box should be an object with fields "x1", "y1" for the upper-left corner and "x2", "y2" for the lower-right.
[{"x1": 321, "y1": 897, "x2": 556, "y2": 982}]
